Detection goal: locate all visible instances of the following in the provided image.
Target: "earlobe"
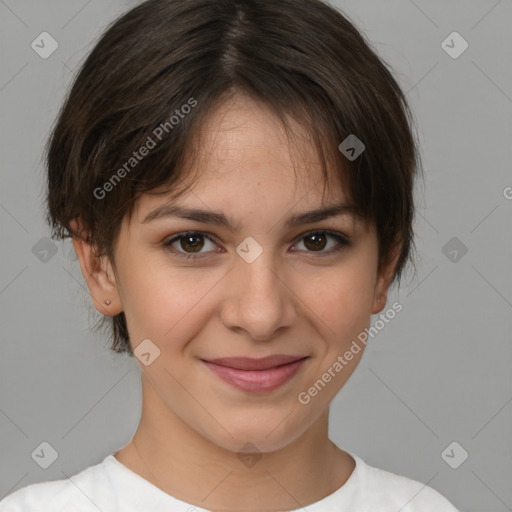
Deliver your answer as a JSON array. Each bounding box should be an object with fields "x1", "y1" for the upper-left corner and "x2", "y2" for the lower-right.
[
  {"x1": 70, "y1": 218, "x2": 122, "y2": 316},
  {"x1": 372, "y1": 267, "x2": 394, "y2": 313},
  {"x1": 371, "y1": 244, "x2": 401, "y2": 314},
  {"x1": 372, "y1": 292, "x2": 388, "y2": 315}
]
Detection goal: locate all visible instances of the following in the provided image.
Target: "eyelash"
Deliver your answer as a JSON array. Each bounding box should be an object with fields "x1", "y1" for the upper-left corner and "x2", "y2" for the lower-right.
[{"x1": 161, "y1": 230, "x2": 351, "y2": 260}]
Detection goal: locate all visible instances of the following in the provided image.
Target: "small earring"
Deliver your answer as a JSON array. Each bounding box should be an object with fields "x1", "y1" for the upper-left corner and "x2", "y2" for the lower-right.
[
  {"x1": 105, "y1": 299, "x2": 111, "y2": 305},
  {"x1": 377, "y1": 297, "x2": 381, "y2": 303}
]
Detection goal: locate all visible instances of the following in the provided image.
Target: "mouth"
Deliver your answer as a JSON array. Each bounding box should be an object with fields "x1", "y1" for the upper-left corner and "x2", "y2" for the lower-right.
[{"x1": 200, "y1": 355, "x2": 309, "y2": 392}]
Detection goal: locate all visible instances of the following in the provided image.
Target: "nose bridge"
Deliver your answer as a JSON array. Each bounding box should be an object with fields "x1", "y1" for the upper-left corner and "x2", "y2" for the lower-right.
[
  {"x1": 236, "y1": 244, "x2": 282, "y2": 306},
  {"x1": 221, "y1": 240, "x2": 295, "y2": 339},
  {"x1": 240, "y1": 250, "x2": 278, "y2": 294},
  {"x1": 235, "y1": 234, "x2": 279, "y2": 287}
]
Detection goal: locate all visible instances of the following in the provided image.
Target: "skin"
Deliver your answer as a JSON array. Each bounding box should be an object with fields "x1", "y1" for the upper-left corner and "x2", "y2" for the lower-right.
[{"x1": 71, "y1": 93, "x2": 399, "y2": 511}]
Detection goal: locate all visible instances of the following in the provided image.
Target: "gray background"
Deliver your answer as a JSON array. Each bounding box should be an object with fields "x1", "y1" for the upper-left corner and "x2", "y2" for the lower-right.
[{"x1": 1, "y1": 0, "x2": 511, "y2": 510}]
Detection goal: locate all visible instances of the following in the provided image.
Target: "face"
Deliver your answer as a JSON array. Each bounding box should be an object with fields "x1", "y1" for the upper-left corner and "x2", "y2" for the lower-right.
[{"x1": 75, "y1": 94, "x2": 396, "y2": 454}]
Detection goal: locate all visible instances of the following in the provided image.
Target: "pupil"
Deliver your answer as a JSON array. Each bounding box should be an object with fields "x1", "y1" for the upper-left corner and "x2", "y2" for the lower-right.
[
  {"x1": 183, "y1": 235, "x2": 203, "y2": 252},
  {"x1": 306, "y1": 234, "x2": 326, "y2": 251}
]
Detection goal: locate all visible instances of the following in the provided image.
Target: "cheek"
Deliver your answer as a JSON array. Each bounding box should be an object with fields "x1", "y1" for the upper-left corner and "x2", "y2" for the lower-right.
[
  {"x1": 300, "y1": 256, "x2": 377, "y2": 341},
  {"x1": 117, "y1": 235, "x2": 378, "y2": 352},
  {"x1": 120, "y1": 261, "x2": 225, "y2": 348}
]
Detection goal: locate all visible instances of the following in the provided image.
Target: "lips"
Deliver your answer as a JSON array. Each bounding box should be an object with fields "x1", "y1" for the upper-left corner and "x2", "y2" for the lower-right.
[
  {"x1": 202, "y1": 354, "x2": 307, "y2": 371},
  {"x1": 201, "y1": 355, "x2": 309, "y2": 392}
]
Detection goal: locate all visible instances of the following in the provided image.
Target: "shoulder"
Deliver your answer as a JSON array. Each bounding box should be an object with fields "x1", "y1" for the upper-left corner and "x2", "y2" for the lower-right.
[
  {"x1": 0, "y1": 456, "x2": 116, "y2": 512},
  {"x1": 349, "y1": 452, "x2": 460, "y2": 511}
]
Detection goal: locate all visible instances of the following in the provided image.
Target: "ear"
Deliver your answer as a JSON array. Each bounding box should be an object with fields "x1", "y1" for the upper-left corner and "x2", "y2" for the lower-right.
[
  {"x1": 371, "y1": 243, "x2": 401, "y2": 315},
  {"x1": 69, "y1": 218, "x2": 122, "y2": 316}
]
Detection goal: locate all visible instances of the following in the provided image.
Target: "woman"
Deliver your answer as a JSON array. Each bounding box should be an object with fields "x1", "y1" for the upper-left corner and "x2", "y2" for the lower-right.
[{"x1": 0, "y1": 0, "x2": 459, "y2": 510}]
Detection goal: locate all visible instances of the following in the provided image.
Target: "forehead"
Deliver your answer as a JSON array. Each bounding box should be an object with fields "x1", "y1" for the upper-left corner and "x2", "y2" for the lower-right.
[
  {"x1": 178, "y1": 94, "x2": 339, "y2": 191},
  {"x1": 131, "y1": 94, "x2": 353, "y2": 227}
]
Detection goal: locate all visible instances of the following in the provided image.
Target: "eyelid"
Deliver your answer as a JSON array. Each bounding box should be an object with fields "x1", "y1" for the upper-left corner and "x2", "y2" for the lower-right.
[
  {"x1": 162, "y1": 230, "x2": 219, "y2": 250},
  {"x1": 162, "y1": 229, "x2": 351, "y2": 259},
  {"x1": 290, "y1": 229, "x2": 352, "y2": 255},
  {"x1": 292, "y1": 228, "x2": 350, "y2": 244}
]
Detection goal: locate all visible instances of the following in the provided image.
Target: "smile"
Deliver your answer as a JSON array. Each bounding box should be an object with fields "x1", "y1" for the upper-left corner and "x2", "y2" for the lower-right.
[{"x1": 200, "y1": 355, "x2": 309, "y2": 392}]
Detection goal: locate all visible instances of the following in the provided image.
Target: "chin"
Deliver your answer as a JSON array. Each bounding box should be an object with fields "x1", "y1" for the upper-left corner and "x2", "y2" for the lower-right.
[
  {"x1": 216, "y1": 433, "x2": 296, "y2": 456},
  {"x1": 204, "y1": 412, "x2": 311, "y2": 456}
]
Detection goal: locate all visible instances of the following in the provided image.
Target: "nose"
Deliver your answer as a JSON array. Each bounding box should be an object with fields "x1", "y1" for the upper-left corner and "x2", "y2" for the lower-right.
[{"x1": 219, "y1": 248, "x2": 297, "y2": 341}]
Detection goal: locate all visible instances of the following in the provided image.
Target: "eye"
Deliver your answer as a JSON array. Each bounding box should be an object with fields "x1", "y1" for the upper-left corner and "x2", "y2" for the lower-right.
[
  {"x1": 162, "y1": 230, "x2": 351, "y2": 260},
  {"x1": 162, "y1": 231, "x2": 220, "y2": 259},
  {"x1": 291, "y1": 230, "x2": 351, "y2": 256}
]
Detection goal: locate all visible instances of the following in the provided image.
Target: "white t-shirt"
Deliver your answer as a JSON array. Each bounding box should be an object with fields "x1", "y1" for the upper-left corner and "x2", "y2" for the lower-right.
[{"x1": 0, "y1": 450, "x2": 459, "y2": 511}]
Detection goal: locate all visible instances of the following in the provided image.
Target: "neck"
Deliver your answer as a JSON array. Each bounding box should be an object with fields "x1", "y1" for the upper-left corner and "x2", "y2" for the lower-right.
[{"x1": 115, "y1": 374, "x2": 355, "y2": 511}]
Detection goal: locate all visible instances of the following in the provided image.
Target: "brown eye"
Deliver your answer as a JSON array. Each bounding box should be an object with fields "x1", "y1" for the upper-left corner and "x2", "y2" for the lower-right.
[
  {"x1": 163, "y1": 231, "x2": 218, "y2": 259},
  {"x1": 292, "y1": 230, "x2": 351, "y2": 256},
  {"x1": 179, "y1": 234, "x2": 205, "y2": 253},
  {"x1": 303, "y1": 233, "x2": 327, "y2": 251}
]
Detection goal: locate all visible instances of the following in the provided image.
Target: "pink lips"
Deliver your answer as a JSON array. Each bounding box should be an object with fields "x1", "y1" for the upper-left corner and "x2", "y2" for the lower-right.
[{"x1": 201, "y1": 355, "x2": 308, "y2": 392}]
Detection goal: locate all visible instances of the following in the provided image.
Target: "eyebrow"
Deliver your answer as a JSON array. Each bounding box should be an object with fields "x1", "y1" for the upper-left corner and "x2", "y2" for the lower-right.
[{"x1": 141, "y1": 203, "x2": 360, "y2": 231}]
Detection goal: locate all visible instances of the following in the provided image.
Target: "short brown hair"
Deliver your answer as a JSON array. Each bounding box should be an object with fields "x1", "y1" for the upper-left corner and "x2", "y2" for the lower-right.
[{"x1": 45, "y1": 0, "x2": 422, "y2": 356}]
